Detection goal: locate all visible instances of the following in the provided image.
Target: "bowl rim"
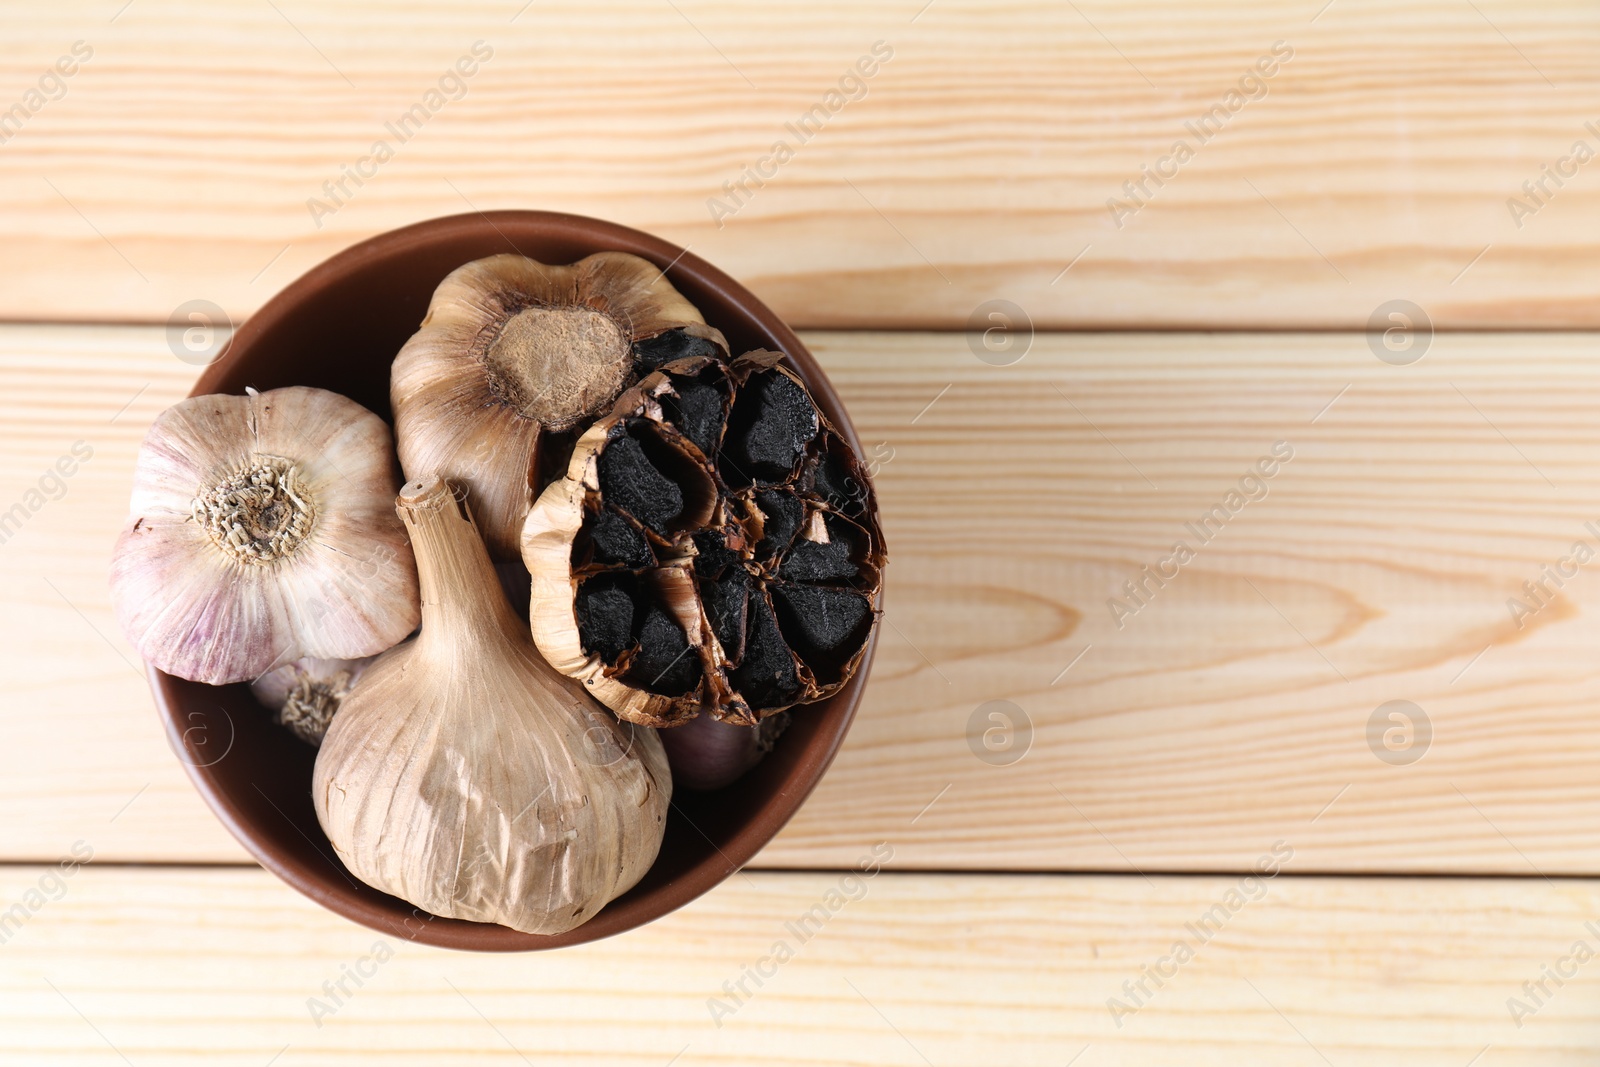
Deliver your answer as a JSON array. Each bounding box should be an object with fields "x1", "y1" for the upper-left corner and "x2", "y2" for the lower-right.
[{"x1": 148, "y1": 210, "x2": 876, "y2": 951}]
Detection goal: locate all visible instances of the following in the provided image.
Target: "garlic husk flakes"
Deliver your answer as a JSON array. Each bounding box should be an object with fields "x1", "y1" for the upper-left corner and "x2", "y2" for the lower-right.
[
  {"x1": 391, "y1": 252, "x2": 727, "y2": 559},
  {"x1": 111, "y1": 386, "x2": 419, "y2": 685},
  {"x1": 314, "y1": 476, "x2": 670, "y2": 936},
  {"x1": 251, "y1": 656, "x2": 374, "y2": 746}
]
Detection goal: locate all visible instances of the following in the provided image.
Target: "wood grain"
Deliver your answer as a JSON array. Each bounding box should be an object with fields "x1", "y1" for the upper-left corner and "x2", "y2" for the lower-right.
[
  {"x1": 3, "y1": 2, "x2": 1600, "y2": 329},
  {"x1": 9, "y1": 324, "x2": 1600, "y2": 874},
  {"x1": 1, "y1": 865, "x2": 1597, "y2": 1065}
]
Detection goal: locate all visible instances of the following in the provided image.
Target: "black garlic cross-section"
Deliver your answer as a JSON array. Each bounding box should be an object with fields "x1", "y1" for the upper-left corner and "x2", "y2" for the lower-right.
[{"x1": 523, "y1": 350, "x2": 886, "y2": 729}]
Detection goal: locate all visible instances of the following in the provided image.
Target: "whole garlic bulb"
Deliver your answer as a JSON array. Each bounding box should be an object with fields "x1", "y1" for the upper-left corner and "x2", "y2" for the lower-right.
[
  {"x1": 390, "y1": 252, "x2": 727, "y2": 559},
  {"x1": 313, "y1": 476, "x2": 670, "y2": 936},
  {"x1": 110, "y1": 386, "x2": 419, "y2": 685}
]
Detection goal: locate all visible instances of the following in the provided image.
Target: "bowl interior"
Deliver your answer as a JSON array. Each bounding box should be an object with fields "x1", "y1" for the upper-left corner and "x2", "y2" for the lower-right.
[{"x1": 149, "y1": 212, "x2": 873, "y2": 951}]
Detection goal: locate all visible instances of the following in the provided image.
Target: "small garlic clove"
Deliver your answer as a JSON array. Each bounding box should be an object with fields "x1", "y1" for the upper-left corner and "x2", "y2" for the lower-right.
[{"x1": 251, "y1": 656, "x2": 373, "y2": 746}]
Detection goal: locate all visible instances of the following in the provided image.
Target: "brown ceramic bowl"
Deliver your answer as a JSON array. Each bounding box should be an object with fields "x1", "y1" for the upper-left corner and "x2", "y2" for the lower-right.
[{"x1": 148, "y1": 211, "x2": 874, "y2": 951}]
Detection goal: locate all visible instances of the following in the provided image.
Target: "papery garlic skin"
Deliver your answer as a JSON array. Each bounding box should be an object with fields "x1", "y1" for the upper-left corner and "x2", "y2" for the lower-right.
[
  {"x1": 314, "y1": 477, "x2": 670, "y2": 936},
  {"x1": 110, "y1": 387, "x2": 419, "y2": 685},
  {"x1": 391, "y1": 252, "x2": 726, "y2": 559},
  {"x1": 251, "y1": 656, "x2": 374, "y2": 746}
]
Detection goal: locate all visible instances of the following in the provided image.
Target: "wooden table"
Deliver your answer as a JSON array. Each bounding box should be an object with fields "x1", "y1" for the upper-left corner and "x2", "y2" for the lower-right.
[{"x1": 5, "y1": 2, "x2": 1600, "y2": 1062}]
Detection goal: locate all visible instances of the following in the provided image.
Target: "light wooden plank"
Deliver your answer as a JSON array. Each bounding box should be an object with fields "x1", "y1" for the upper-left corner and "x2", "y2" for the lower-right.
[
  {"x1": 8, "y1": 324, "x2": 1600, "y2": 873},
  {"x1": 3, "y1": 2, "x2": 1600, "y2": 328},
  {"x1": 1, "y1": 865, "x2": 1597, "y2": 1064}
]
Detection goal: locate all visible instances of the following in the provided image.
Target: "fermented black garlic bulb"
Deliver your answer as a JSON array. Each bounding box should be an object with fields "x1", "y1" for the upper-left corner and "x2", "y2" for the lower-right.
[{"x1": 522, "y1": 351, "x2": 886, "y2": 729}]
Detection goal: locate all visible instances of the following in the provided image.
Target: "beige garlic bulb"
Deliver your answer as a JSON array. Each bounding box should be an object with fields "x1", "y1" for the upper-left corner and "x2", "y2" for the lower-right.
[
  {"x1": 110, "y1": 386, "x2": 419, "y2": 685},
  {"x1": 313, "y1": 476, "x2": 670, "y2": 936},
  {"x1": 251, "y1": 656, "x2": 374, "y2": 746},
  {"x1": 390, "y1": 252, "x2": 727, "y2": 559}
]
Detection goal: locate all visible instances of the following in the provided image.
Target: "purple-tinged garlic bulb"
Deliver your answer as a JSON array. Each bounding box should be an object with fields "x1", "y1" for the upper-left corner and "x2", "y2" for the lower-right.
[
  {"x1": 661, "y1": 711, "x2": 789, "y2": 791},
  {"x1": 110, "y1": 386, "x2": 419, "y2": 685}
]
